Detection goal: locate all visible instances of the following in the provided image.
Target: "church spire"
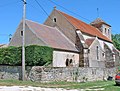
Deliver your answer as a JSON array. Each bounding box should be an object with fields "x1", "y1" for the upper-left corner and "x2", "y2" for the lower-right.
[
  {"x1": 90, "y1": 18, "x2": 111, "y2": 40},
  {"x1": 97, "y1": 8, "x2": 99, "y2": 18}
]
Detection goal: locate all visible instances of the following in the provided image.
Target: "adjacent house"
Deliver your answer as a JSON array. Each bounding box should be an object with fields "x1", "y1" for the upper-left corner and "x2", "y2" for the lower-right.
[
  {"x1": 9, "y1": 8, "x2": 120, "y2": 68},
  {"x1": 9, "y1": 20, "x2": 80, "y2": 67}
]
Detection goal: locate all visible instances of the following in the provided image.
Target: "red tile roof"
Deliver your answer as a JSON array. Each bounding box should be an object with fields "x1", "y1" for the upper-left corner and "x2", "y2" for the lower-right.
[
  {"x1": 57, "y1": 10, "x2": 112, "y2": 43},
  {"x1": 85, "y1": 38, "x2": 95, "y2": 47},
  {"x1": 90, "y1": 18, "x2": 111, "y2": 27},
  {"x1": 26, "y1": 20, "x2": 78, "y2": 52}
]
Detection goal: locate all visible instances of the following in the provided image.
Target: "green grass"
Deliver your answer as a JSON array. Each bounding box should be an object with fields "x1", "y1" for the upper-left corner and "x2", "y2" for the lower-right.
[{"x1": 0, "y1": 79, "x2": 120, "y2": 91}]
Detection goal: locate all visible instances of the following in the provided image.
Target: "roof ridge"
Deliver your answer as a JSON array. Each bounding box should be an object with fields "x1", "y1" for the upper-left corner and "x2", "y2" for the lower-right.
[
  {"x1": 56, "y1": 10, "x2": 87, "y2": 25},
  {"x1": 56, "y1": 10, "x2": 112, "y2": 43},
  {"x1": 25, "y1": 19, "x2": 57, "y2": 30},
  {"x1": 90, "y1": 18, "x2": 111, "y2": 26},
  {"x1": 25, "y1": 19, "x2": 78, "y2": 52}
]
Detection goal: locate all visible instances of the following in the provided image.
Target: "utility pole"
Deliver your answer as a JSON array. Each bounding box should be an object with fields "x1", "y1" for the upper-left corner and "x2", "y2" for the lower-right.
[{"x1": 22, "y1": 0, "x2": 26, "y2": 81}]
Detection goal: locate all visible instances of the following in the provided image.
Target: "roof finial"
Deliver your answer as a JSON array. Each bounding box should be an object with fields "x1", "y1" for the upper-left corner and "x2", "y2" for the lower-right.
[
  {"x1": 54, "y1": 6, "x2": 56, "y2": 9},
  {"x1": 97, "y1": 8, "x2": 99, "y2": 18}
]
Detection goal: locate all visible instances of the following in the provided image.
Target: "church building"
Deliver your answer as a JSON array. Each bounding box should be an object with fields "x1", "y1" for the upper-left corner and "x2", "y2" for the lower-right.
[{"x1": 9, "y1": 8, "x2": 120, "y2": 68}]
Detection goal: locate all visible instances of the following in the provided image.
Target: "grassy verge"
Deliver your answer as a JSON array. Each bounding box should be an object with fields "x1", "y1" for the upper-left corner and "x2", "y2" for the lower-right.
[{"x1": 0, "y1": 79, "x2": 120, "y2": 91}]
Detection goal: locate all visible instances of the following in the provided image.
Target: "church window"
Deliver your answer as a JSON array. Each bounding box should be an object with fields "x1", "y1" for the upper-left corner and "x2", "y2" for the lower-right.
[
  {"x1": 20, "y1": 31, "x2": 23, "y2": 36},
  {"x1": 66, "y1": 59, "x2": 73, "y2": 67},
  {"x1": 102, "y1": 53, "x2": 104, "y2": 56},
  {"x1": 70, "y1": 59, "x2": 73, "y2": 64},
  {"x1": 53, "y1": 17, "x2": 57, "y2": 22},
  {"x1": 108, "y1": 29, "x2": 109, "y2": 34},
  {"x1": 96, "y1": 46, "x2": 99, "y2": 60},
  {"x1": 105, "y1": 28, "x2": 107, "y2": 34},
  {"x1": 66, "y1": 58, "x2": 69, "y2": 66},
  {"x1": 69, "y1": 59, "x2": 73, "y2": 66}
]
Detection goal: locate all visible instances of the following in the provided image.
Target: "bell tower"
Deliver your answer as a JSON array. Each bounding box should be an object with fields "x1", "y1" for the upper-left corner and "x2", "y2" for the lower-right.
[{"x1": 90, "y1": 18, "x2": 111, "y2": 40}]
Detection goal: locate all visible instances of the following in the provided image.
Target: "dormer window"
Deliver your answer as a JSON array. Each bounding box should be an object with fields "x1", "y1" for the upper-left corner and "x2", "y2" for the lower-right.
[{"x1": 53, "y1": 17, "x2": 57, "y2": 22}]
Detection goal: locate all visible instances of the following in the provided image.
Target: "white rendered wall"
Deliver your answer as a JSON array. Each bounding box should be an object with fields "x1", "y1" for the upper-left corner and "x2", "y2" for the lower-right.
[
  {"x1": 83, "y1": 34, "x2": 94, "y2": 40},
  {"x1": 53, "y1": 50, "x2": 79, "y2": 67},
  {"x1": 98, "y1": 39, "x2": 113, "y2": 51}
]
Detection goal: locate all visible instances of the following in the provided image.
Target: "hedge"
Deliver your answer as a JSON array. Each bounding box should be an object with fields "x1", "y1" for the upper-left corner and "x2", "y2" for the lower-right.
[{"x1": 0, "y1": 45, "x2": 53, "y2": 66}]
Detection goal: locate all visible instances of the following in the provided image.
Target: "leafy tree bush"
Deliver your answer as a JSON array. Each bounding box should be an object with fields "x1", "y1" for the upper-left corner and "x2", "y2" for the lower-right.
[
  {"x1": 112, "y1": 34, "x2": 120, "y2": 50},
  {"x1": 0, "y1": 45, "x2": 53, "y2": 66},
  {"x1": 0, "y1": 46, "x2": 21, "y2": 65},
  {"x1": 25, "y1": 45, "x2": 53, "y2": 66}
]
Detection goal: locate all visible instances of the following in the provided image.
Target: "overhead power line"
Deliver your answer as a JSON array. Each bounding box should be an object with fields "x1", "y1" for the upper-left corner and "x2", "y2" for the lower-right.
[
  {"x1": 33, "y1": 0, "x2": 90, "y2": 33},
  {"x1": 34, "y1": 0, "x2": 51, "y2": 19},
  {"x1": 33, "y1": 0, "x2": 77, "y2": 36},
  {"x1": 32, "y1": 0, "x2": 52, "y2": 20},
  {"x1": 47, "y1": 0, "x2": 91, "y2": 22}
]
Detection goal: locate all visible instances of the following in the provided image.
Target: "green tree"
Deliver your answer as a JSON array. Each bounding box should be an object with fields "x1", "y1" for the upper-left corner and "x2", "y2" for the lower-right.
[{"x1": 112, "y1": 34, "x2": 120, "y2": 50}]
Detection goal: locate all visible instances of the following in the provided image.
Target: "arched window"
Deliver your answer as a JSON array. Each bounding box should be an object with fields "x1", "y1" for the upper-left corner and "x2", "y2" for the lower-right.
[
  {"x1": 96, "y1": 46, "x2": 99, "y2": 60},
  {"x1": 53, "y1": 17, "x2": 57, "y2": 22},
  {"x1": 20, "y1": 31, "x2": 23, "y2": 36},
  {"x1": 105, "y1": 28, "x2": 107, "y2": 34},
  {"x1": 70, "y1": 59, "x2": 73, "y2": 64},
  {"x1": 66, "y1": 59, "x2": 69, "y2": 66},
  {"x1": 70, "y1": 59, "x2": 73, "y2": 66},
  {"x1": 108, "y1": 29, "x2": 109, "y2": 35}
]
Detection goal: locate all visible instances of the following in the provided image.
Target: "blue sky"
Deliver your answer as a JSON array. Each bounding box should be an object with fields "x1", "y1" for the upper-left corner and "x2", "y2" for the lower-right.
[{"x1": 0, "y1": 0, "x2": 120, "y2": 44}]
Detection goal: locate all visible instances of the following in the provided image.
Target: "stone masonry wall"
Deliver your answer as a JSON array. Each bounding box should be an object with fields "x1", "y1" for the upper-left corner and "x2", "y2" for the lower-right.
[
  {"x1": 0, "y1": 66, "x2": 116, "y2": 82},
  {"x1": 0, "y1": 66, "x2": 22, "y2": 80}
]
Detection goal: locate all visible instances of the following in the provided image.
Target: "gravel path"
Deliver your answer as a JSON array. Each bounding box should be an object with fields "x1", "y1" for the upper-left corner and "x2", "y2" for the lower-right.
[
  {"x1": 0, "y1": 86, "x2": 79, "y2": 91},
  {"x1": 0, "y1": 85, "x2": 107, "y2": 91}
]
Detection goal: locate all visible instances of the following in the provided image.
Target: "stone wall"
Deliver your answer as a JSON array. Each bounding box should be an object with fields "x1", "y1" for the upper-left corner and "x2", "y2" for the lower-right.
[
  {"x1": 0, "y1": 66, "x2": 116, "y2": 82},
  {"x1": 0, "y1": 66, "x2": 22, "y2": 80}
]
